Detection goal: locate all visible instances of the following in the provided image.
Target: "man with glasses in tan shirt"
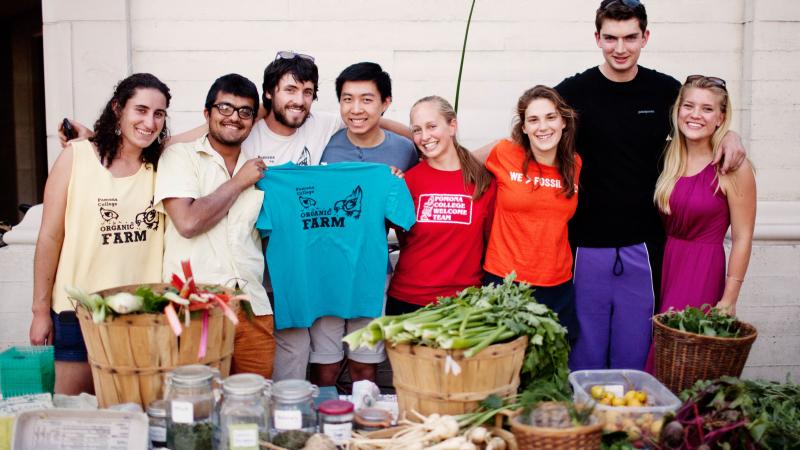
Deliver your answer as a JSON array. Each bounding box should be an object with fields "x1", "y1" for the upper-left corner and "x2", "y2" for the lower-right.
[{"x1": 154, "y1": 73, "x2": 275, "y2": 377}]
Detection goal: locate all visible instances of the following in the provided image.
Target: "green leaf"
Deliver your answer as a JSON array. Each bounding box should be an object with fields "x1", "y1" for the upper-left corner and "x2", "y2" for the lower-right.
[{"x1": 479, "y1": 394, "x2": 505, "y2": 411}]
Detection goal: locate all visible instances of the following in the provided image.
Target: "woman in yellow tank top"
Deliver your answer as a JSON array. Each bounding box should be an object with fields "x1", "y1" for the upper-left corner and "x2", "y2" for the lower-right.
[{"x1": 29, "y1": 74, "x2": 171, "y2": 395}]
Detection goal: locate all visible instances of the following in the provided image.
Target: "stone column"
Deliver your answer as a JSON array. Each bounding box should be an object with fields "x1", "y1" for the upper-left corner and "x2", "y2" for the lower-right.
[{"x1": 737, "y1": 0, "x2": 800, "y2": 380}]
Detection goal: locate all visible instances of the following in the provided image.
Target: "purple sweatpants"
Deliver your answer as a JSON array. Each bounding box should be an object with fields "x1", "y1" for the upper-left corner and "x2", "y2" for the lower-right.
[{"x1": 568, "y1": 243, "x2": 655, "y2": 370}]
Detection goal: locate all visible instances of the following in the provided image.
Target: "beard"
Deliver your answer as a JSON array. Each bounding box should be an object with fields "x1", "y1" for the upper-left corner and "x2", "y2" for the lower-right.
[{"x1": 273, "y1": 104, "x2": 309, "y2": 129}]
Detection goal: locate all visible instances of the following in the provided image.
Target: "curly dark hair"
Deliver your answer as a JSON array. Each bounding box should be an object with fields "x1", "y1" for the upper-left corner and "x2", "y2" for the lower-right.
[
  {"x1": 261, "y1": 56, "x2": 318, "y2": 114},
  {"x1": 511, "y1": 85, "x2": 578, "y2": 199},
  {"x1": 90, "y1": 73, "x2": 171, "y2": 168}
]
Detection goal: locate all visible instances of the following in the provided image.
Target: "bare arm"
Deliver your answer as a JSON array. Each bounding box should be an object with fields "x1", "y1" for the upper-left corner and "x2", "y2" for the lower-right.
[
  {"x1": 714, "y1": 130, "x2": 747, "y2": 175},
  {"x1": 716, "y1": 160, "x2": 757, "y2": 315},
  {"x1": 58, "y1": 119, "x2": 93, "y2": 148},
  {"x1": 471, "y1": 140, "x2": 499, "y2": 164},
  {"x1": 30, "y1": 146, "x2": 74, "y2": 344},
  {"x1": 163, "y1": 158, "x2": 266, "y2": 239},
  {"x1": 380, "y1": 117, "x2": 411, "y2": 139},
  {"x1": 168, "y1": 123, "x2": 210, "y2": 146}
]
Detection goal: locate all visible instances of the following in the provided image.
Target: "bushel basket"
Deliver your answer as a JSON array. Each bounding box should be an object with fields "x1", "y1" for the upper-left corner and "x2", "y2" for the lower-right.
[
  {"x1": 653, "y1": 313, "x2": 757, "y2": 394},
  {"x1": 386, "y1": 335, "x2": 527, "y2": 417},
  {"x1": 76, "y1": 283, "x2": 237, "y2": 408}
]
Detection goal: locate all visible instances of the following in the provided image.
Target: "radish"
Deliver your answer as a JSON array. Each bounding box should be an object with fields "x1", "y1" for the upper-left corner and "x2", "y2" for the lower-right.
[
  {"x1": 422, "y1": 415, "x2": 460, "y2": 442},
  {"x1": 466, "y1": 426, "x2": 488, "y2": 444},
  {"x1": 425, "y1": 436, "x2": 466, "y2": 449}
]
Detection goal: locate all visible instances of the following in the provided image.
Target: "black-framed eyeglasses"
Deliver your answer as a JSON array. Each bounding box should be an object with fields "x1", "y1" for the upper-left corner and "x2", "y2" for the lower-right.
[
  {"x1": 685, "y1": 75, "x2": 727, "y2": 91},
  {"x1": 212, "y1": 103, "x2": 255, "y2": 119},
  {"x1": 603, "y1": 0, "x2": 641, "y2": 10},
  {"x1": 274, "y1": 51, "x2": 315, "y2": 62}
]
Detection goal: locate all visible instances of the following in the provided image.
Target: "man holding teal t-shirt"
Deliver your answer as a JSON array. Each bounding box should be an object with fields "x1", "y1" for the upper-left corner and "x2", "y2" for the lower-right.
[
  {"x1": 256, "y1": 162, "x2": 416, "y2": 381},
  {"x1": 317, "y1": 62, "x2": 418, "y2": 386}
]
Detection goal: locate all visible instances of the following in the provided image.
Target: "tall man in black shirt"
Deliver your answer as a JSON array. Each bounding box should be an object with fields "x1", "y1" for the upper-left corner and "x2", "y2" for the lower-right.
[{"x1": 556, "y1": 0, "x2": 746, "y2": 371}]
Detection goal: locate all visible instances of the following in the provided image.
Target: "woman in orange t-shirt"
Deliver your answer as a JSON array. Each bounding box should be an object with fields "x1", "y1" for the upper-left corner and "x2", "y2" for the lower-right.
[{"x1": 483, "y1": 85, "x2": 581, "y2": 342}]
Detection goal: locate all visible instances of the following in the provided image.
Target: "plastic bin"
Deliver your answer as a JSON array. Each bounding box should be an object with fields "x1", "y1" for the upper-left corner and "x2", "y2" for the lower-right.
[
  {"x1": 13, "y1": 408, "x2": 148, "y2": 450},
  {"x1": 0, "y1": 346, "x2": 55, "y2": 398},
  {"x1": 569, "y1": 369, "x2": 680, "y2": 444}
]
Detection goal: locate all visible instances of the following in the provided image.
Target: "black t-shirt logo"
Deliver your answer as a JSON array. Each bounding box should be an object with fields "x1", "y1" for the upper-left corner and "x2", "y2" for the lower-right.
[
  {"x1": 297, "y1": 147, "x2": 311, "y2": 166},
  {"x1": 334, "y1": 186, "x2": 362, "y2": 219}
]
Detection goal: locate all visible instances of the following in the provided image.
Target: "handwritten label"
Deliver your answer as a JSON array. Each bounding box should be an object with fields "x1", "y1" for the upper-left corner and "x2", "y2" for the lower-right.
[
  {"x1": 273, "y1": 409, "x2": 302, "y2": 430},
  {"x1": 229, "y1": 423, "x2": 259, "y2": 450},
  {"x1": 170, "y1": 401, "x2": 193, "y2": 424}
]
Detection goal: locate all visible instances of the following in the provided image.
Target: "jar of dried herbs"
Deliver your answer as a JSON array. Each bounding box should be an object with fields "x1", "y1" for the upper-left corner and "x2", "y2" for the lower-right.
[
  {"x1": 217, "y1": 373, "x2": 271, "y2": 450},
  {"x1": 165, "y1": 364, "x2": 220, "y2": 450},
  {"x1": 269, "y1": 379, "x2": 319, "y2": 440},
  {"x1": 147, "y1": 399, "x2": 168, "y2": 449}
]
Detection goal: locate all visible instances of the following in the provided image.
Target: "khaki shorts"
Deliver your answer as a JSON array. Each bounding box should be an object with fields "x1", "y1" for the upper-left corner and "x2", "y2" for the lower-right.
[{"x1": 272, "y1": 275, "x2": 389, "y2": 381}]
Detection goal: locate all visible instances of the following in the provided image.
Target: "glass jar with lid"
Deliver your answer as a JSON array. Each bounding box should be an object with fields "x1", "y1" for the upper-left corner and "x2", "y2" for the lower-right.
[
  {"x1": 217, "y1": 373, "x2": 272, "y2": 450},
  {"x1": 146, "y1": 399, "x2": 168, "y2": 449},
  {"x1": 268, "y1": 379, "x2": 319, "y2": 440},
  {"x1": 165, "y1": 364, "x2": 221, "y2": 450},
  {"x1": 318, "y1": 400, "x2": 354, "y2": 447},
  {"x1": 353, "y1": 408, "x2": 392, "y2": 432}
]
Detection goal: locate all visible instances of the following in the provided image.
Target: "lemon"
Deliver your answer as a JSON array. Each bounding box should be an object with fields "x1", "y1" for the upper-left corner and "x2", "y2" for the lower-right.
[
  {"x1": 626, "y1": 398, "x2": 643, "y2": 407},
  {"x1": 624, "y1": 390, "x2": 638, "y2": 401},
  {"x1": 599, "y1": 396, "x2": 612, "y2": 406},
  {"x1": 611, "y1": 397, "x2": 626, "y2": 407},
  {"x1": 636, "y1": 391, "x2": 648, "y2": 403},
  {"x1": 591, "y1": 385, "x2": 606, "y2": 400}
]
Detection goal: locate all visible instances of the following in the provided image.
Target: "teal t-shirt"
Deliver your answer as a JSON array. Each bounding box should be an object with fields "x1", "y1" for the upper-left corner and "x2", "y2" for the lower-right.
[{"x1": 256, "y1": 162, "x2": 416, "y2": 330}]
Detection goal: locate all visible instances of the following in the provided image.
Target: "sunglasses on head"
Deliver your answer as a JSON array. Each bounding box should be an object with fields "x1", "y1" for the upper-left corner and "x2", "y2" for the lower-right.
[
  {"x1": 274, "y1": 51, "x2": 315, "y2": 62},
  {"x1": 603, "y1": 0, "x2": 641, "y2": 10},
  {"x1": 685, "y1": 75, "x2": 727, "y2": 91}
]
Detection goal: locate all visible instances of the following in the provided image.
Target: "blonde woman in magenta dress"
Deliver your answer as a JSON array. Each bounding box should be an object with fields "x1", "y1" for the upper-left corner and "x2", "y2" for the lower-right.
[{"x1": 646, "y1": 75, "x2": 756, "y2": 372}]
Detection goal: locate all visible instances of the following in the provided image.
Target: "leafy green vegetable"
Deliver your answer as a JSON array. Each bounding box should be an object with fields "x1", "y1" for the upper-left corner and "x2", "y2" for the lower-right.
[
  {"x1": 135, "y1": 286, "x2": 171, "y2": 313},
  {"x1": 601, "y1": 431, "x2": 637, "y2": 450},
  {"x1": 517, "y1": 380, "x2": 594, "y2": 427},
  {"x1": 668, "y1": 376, "x2": 800, "y2": 449},
  {"x1": 459, "y1": 380, "x2": 591, "y2": 430},
  {"x1": 658, "y1": 305, "x2": 742, "y2": 338}
]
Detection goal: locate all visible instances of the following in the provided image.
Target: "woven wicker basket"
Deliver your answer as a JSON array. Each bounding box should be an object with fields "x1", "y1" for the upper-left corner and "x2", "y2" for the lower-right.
[
  {"x1": 653, "y1": 313, "x2": 757, "y2": 394},
  {"x1": 76, "y1": 283, "x2": 237, "y2": 408},
  {"x1": 507, "y1": 404, "x2": 603, "y2": 450},
  {"x1": 386, "y1": 336, "x2": 527, "y2": 417}
]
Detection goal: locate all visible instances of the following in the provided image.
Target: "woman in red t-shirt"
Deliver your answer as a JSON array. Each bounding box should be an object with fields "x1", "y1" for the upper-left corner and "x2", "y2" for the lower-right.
[
  {"x1": 386, "y1": 96, "x2": 496, "y2": 314},
  {"x1": 483, "y1": 86, "x2": 581, "y2": 341}
]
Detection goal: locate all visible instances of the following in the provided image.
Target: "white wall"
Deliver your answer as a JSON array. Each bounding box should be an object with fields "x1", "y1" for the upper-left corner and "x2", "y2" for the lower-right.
[{"x1": 3, "y1": 0, "x2": 796, "y2": 379}]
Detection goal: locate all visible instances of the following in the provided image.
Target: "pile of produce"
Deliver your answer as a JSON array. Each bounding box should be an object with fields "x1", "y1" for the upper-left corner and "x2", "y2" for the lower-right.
[
  {"x1": 660, "y1": 377, "x2": 800, "y2": 449},
  {"x1": 67, "y1": 260, "x2": 242, "y2": 358},
  {"x1": 457, "y1": 380, "x2": 582, "y2": 428},
  {"x1": 349, "y1": 412, "x2": 509, "y2": 450},
  {"x1": 573, "y1": 373, "x2": 670, "y2": 445},
  {"x1": 344, "y1": 274, "x2": 569, "y2": 386},
  {"x1": 657, "y1": 305, "x2": 742, "y2": 337},
  {"x1": 590, "y1": 385, "x2": 648, "y2": 407}
]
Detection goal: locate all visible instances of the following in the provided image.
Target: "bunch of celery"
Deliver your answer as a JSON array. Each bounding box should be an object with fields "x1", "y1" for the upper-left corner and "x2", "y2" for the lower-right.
[{"x1": 344, "y1": 274, "x2": 570, "y2": 386}]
